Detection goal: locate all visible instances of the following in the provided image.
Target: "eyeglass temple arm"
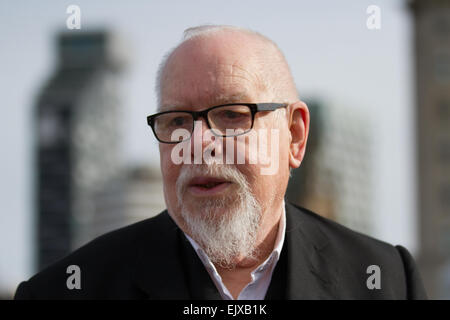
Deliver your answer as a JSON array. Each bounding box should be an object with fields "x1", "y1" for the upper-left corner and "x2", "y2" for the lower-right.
[{"x1": 255, "y1": 103, "x2": 288, "y2": 111}]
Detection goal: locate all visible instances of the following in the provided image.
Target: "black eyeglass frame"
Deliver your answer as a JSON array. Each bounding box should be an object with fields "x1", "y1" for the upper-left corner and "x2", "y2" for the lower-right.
[{"x1": 146, "y1": 102, "x2": 288, "y2": 144}]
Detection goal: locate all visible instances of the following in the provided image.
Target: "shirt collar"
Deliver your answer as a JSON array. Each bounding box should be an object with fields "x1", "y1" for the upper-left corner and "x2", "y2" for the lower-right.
[{"x1": 252, "y1": 201, "x2": 285, "y2": 274}]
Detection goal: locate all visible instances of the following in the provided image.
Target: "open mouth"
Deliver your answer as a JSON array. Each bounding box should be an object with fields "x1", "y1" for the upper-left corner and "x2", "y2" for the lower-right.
[
  {"x1": 187, "y1": 176, "x2": 232, "y2": 195},
  {"x1": 194, "y1": 181, "x2": 223, "y2": 189}
]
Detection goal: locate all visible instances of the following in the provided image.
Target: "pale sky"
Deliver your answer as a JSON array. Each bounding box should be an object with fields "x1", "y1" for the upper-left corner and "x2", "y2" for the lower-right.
[{"x1": 0, "y1": 0, "x2": 416, "y2": 293}]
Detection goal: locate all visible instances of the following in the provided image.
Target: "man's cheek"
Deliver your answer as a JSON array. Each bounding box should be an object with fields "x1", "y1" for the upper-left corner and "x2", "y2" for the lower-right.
[
  {"x1": 159, "y1": 148, "x2": 178, "y2": 181},
  {"x1": 160, "y1": 145, "x2": 177, "y2": 168},
  {"x1": 234, "y1": 131, "x2": 258, "y2": 165},
  {"x1": 163, "y1": 164, "x2": 179, "y2": 185}
]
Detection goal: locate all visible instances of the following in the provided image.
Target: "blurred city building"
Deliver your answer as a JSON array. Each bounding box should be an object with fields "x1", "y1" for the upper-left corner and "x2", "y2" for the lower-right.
[
  {"x1": 286, "y1": 100, "x2": 375, "y2": 237},
  {"x1": 411, "y1": 0, "x2": 450, "y2": 299},
  {"x1": 90, "y1": 165, "x2": 165, "y2": 240},
  {"x1": 35, "y1": 31, "x2": 127, "y2": 270}
]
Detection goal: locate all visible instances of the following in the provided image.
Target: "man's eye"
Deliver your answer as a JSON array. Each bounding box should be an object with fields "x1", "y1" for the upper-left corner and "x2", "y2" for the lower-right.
[
  {"x1": 223, "y1": 110, "x2": 246, "y2": 119},
  {"x1": 170, "y1": 117, "x2": 186, "y2": 126}
]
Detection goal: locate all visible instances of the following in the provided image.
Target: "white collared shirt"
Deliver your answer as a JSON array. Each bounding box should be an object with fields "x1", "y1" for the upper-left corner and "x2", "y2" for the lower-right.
[{"x1": 184, "y1": 202, "x2": 286, "y2": 300}]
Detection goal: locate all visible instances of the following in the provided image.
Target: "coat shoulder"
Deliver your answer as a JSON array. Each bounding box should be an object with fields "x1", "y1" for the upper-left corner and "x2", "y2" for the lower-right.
[
  {"x1": 287, "y1": 202, "x2": 400, "y2": 255},
  {"x1": 285, "y1": 202, "x2": 426, "y2": 299},
  {"x1": 15, "y1": 211, "x2": 173, "y2": 299}
]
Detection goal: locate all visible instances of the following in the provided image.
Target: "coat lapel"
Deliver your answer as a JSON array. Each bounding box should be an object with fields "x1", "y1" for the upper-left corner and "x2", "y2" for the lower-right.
[
  {"x1": 178, "y1": 233, "x2": 222, "y2": 299},
  {"x1": 132, "y1": 212, "x2": 191, "y2": 299},
  {"x1": 132, "y1": 211, "x2": 221, "y2": 299},
  {"x1": 284, "y1": 202, "x2": 340, "y2": 299}
]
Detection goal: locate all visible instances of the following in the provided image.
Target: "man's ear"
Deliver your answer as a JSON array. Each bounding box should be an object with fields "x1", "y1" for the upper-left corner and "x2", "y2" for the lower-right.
[{"x1": 288, "y1": 101, "x2": 309, "y2": 169}]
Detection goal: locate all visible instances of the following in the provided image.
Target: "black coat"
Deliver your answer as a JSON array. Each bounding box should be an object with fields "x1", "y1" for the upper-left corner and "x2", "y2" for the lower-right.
[{"x1": 14, "y1": 202, "x2": 427, "y2": 299}]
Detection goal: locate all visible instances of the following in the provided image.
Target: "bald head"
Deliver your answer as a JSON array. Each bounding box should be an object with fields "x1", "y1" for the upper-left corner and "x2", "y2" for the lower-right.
[{"x1": 156, "y1": 25, "x2": 299, "y2": 110}]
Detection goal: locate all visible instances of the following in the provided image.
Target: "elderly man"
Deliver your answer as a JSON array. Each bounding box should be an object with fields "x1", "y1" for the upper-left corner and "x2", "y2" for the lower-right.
[{"x1": 15, "y1": 25, "x2": 426, "y2": 300}]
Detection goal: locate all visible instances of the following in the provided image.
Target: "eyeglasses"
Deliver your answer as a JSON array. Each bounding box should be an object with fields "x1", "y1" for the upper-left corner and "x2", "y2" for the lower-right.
[{"x1": 146, "y1": 103, "x2": 288, "y2": 144}]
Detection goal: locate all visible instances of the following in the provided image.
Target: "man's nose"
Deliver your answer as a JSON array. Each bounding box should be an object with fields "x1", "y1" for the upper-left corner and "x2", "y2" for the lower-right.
[
  {"x1": 189, "y1": 119, "x2": 223, "y2": 161},
  {"x1": 190, "y1": 119, "x2": 212, "y2": 156}
]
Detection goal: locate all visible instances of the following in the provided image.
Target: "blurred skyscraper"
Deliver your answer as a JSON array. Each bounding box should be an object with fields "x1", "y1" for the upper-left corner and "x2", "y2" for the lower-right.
[
  {"x1": 411, "y1": 0, "x2": 450, "y2": 299},
  {"x1": 35, "y1": 31, "x2": 127, "y2": 270},
  {"x1": 286, "y1": 101, "x2": 375, "y2": 236},
  {"x1": 90, "y1": 165, "x2": 165, "y2": 240}
]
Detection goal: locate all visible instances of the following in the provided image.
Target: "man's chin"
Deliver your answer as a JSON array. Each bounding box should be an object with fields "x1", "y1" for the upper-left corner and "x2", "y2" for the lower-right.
[
  {"x1": 182, "y1": 190, "x2": 240, "y2": 211},
  {"x1": 182, "y1": 201, "x2": 233, "y2": 220}
]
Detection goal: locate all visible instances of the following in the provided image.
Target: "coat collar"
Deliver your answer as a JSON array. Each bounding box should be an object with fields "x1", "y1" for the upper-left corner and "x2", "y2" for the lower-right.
[
  {"x1": 132, "y1": 202, "x2": 340, "y2": 299},
  {"x1": 284, "y1": 202, "x2": 340, "y2": 299}
]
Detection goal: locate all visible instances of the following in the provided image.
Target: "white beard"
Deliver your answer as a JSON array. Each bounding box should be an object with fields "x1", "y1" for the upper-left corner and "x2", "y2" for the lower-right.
[{"x1": 176, "y1": 164, "x2": 262, "y2": 268}]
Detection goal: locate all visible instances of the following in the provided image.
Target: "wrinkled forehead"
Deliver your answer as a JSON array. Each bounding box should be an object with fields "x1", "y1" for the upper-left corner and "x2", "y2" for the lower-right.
[{"x1": 159, "y1": 35, "x2": 271, "y2": 111}]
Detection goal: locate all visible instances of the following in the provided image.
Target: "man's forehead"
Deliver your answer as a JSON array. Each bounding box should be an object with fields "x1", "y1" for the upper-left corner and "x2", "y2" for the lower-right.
[
  {"x1": 160, "y1": 60, "x2": 260, "y2": 110},
  {"x1": 158, "y1": 32, "x2": 275, "y2": 111},
  {"x1": 160, "y1": 91, "x2": 253, "y2": 111}
]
